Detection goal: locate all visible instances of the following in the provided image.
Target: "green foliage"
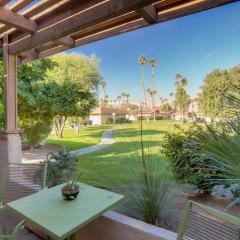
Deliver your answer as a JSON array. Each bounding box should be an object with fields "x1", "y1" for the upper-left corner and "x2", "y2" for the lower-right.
[
  {"x1": 45, "y1": 150, "x2": 78, "y2": 187},
  {"x1": 102, "y1": 117, "x2": 114, "y2": 125},
  {"x1": 189, "y1": 82, "x2": 240, "y2": 204},
  {"x1": 17, "y1": 58, "x2": 55, "y2": 147},
  {"x1": 162, "y1": 124, "x2": 225, "y2": 193},
  {"x1": 198, "y1": 65, "x2": 240, "y2": 119},
  {"x1": 45, "y1": 53, "x2": 100, "y2": 138},
  {"x1": 102, "y1": 117, "x2": 132, "y2": 124},
  {"x1": 120, "y1": 120, "x2": 180, "y2": 226},
  {"x1": 19, "y1": 115, "x2": 53, "y2": 149},
  {"x1": 115, "y1": 118, "x2": 132, "y2": 124},
  {"x1": 175, "y1": 73, "x2": 190, "y2": 121},
  {"x1": 47, "y1": 53, "x2": 100, "y2": 91}
]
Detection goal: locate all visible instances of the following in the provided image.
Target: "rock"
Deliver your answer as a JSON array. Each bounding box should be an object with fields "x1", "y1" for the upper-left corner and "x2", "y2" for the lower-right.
[
  {"x1": 212, "y1": 185, "x2": 225, "y2": 197},
  {"x1": 223, "y1": 190, "x2": 233, "y2": 198}
]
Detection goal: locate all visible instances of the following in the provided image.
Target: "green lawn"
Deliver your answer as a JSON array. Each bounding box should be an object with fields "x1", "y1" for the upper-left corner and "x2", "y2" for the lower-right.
[
  {"x1": 46, "y1": 125, "x2": 109, "y2": 150},
  {"x1": 77, "y1": 120, "x2": 191, "y2": 185}
]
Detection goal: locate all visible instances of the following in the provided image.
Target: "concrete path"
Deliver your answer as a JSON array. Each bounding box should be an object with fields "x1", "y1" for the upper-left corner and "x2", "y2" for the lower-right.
[
  {"x1": 22, "y1": 129, "x2": 114, "y2": 162},
  {"x1": 71, "y1": 129, "x2": 115, "y2": 155}
]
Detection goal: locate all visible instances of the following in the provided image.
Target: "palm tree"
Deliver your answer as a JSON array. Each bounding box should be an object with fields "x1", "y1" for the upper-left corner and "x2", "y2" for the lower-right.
[
  {"x1": 149, "y1": 58, "x2": 157, "y2": 110},
  {"x1": 121, "y1": 92, "x2": 126, "y2": 104},
  {"x1": 175, "y1": 73, "x2": 189, "y2": 122},
  {"x1": 101, "y1": 79, "x2": 107, "y2": 100},
  {"x1": 125, "y1": 93, "x2": 130, "y2": 105},
  {"x1": 138, "y1": 55, "x2": 147, "y2": 107},
  {"x1": 181, "y1": 77, "x2": 188, "y2": 86},
  {"x1": 117, "y1": 95, "x2": 122, "y2": 107}
]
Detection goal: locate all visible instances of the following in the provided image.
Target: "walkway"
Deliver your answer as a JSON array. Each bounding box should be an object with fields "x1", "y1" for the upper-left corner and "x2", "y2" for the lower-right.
[
  {"x1": 22, "y1": 129, "x2": 114, "y2": 162},
  {"x1": 71, "y1": 129, "x2": 115, "y2": 155}
]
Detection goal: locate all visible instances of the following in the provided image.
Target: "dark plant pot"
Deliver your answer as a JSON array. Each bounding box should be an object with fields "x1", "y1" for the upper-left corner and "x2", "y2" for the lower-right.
[{"x1": 61, "y1": 185, "x2": 80, "y2": 200}]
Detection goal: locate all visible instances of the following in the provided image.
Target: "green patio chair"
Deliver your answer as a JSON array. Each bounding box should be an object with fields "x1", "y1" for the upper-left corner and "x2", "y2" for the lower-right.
[
  {"x1": 0, "y1": 162, "x2": 48, "y2": 240},
  {"x1": 177, "y1": 200, "x2": 240, "y2": 240}
]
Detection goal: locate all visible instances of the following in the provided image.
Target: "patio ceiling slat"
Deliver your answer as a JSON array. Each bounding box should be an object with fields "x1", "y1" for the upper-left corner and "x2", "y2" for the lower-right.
[
  {"x1": 0, "y1": 0, "x2": 11, "y2": 6},
  {"x1": 0, "y1": 0, "x2": 36, "y2": 34},
  {"x1": 8, "y1": 0, "x2": 162, "y2": 55},
  {"x1": 6, "y1": 0, "x2": 103, "y2": 45},
  {"x1": 0, "y1": 0, "x2": 237, "y2": 62},
  {"x1": 8, "y1": 0, "x2": 35, "y2": 13},
  {"x1": 0, "y1": 6, "x2": 37, "y2": 33}
]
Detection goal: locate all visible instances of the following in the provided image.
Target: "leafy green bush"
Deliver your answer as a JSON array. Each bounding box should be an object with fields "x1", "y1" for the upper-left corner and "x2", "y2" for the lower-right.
[
  {"x1": 20, "y1": 114, "x2": 53, "y2": 149},
  {"x1": 162, "y1": 124, "x2": 224, "y2": 193},
  {"x1": 102, "y1": 117, "x2": 113, "y2": 124},
  {"x1": 115, "y1": 117, "x2": 132, "y2": 124}
]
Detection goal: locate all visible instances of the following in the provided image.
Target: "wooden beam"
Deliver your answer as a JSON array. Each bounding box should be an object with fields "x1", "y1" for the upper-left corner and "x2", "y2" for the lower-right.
[
  {"x1": 9, "y1": 0, "x2": 160, "y2": 55},
  {"x1": 9, "y1": 0, "x2": 35, "y2": 13},
  {"x1": 22, "y1": 19, "x2": 147, "y2": 63},
  {"x1": 3, "y1": 35, "x2": 18, "y2": 131},
  {"x1": 56, "y1": 36, "x2": 75, "y2": 48},
  {"x1": 136, "y1": 5, "x2": 157, "y2": 23},
  {"x1": 23, "y1": 0, "x2": 63, "y2": 19},
  {"x1": 10, "y1": 0, "x2": 237, "y2": 59},
  {"x1": 0, "y1": 0, "x2": 11, "y2": 6},
  {"x1": 0, "y1": 0, "x2": 62, "y2": 37},
  {"x1": 0, "y1": 6, "x2": 37, "y2": 32}
]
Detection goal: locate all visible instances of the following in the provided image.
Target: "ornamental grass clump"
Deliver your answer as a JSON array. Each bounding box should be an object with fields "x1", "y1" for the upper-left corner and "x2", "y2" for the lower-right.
[{"x1": 120, "y1": 119, "x2": 181, "y2": 226}]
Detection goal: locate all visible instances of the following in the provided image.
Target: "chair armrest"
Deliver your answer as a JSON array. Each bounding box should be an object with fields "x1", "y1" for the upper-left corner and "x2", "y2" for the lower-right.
[{"x1": 11, "y1": 219, "x2": 26, "y2": 240}]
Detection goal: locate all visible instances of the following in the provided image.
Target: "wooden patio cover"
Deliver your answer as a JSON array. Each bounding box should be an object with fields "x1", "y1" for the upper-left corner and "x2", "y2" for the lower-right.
[{"x1": 0, "y1": 0, "x2": 237, "y2": 64}]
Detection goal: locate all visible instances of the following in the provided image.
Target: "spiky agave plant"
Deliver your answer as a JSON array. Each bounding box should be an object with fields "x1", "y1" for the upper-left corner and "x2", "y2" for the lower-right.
[{"x1": 187, "y1": 83, "x2": 240, "y2": 206}]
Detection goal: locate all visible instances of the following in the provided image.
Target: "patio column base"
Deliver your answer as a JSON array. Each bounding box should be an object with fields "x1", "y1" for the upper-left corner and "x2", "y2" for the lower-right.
[{"x1": 0, "y1": 130, "x2": 22, "y2": 165}]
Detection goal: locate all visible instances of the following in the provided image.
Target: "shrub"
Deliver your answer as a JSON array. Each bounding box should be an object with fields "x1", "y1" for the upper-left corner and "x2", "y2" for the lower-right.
[
  {"x1": 44, "y1": 150, "x2": 78, "y2": 187},
  {"x1": 115, "y1": 117, "x2": 132, "y2": 124},
  {"x1": 19, "y1": 115, "x2": 53, "y2": 149},
  {"x1": 102, "y1": 117, "x2": 113, "y2": 124},
  {"x1": 162, "y1": 124, "x2": 224, "y2": 193}
]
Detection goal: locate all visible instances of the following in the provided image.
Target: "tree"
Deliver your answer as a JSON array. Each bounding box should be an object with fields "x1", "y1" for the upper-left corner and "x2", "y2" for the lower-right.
[
  {"x1": 175, "y1": 73, "x2": 190, "y2": 122},
  {"x1": 149, "y1": 58, "x2": 157, "y2": 110},
  {"x1": 17, "y1": 58, "x2": 56, "y2": 148},
  {"x1": 47, "y1": 53, "x2": 100, "y2": 137},
  {"x1": 47, "y1": 53, "x2": 100, "y2": 90},
  {"x1": 117, "y1": 95, "x2": 122, "y2": 107},
  {"x1": 101, "y1": 79, "x2": 107, "y2": 102},
  {"x1": 37, "y1": 80, "x2": 97, "y2": 138},
  {"x1": 138, "y1": 55, "x2": 147, "y2": 107},
  {"x1": 102, "y1": 94, "x2": 109, "y2": 107},
  {"x1": 125, "y1": 93, "x2": 130, "y2": 105},
  {"x1": 197, "y1": 66, "x2": 240, "y2": 119}
]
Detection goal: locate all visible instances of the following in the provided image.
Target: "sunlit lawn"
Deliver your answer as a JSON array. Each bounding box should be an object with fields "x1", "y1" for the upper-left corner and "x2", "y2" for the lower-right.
[
  {"x1": 77, "y1": 120, "x2": 191, "y2": 185},
  {"x1": 46, "y1": 125, "x2": 109, "y2": 150}
]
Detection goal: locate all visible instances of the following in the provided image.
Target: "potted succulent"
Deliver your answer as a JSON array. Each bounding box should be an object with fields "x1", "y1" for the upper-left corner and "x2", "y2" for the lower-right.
[{"x1": 61, "y1": 175, "x2": 80, "y2": 200}]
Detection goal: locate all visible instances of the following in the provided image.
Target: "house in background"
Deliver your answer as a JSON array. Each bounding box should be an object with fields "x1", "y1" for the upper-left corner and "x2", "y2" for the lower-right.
[{"x1": 89, "y1": 107, "x2": 128, "y2": 125}]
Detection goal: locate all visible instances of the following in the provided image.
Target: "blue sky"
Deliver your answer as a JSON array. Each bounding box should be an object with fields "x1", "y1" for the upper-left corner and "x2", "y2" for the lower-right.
[{"x1": 71, "y1": 2, "x2": 240, "y2": 102}]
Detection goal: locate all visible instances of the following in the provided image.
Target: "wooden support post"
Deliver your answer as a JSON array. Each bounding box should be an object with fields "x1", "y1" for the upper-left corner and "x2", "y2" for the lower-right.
[
  {"x1": 3, "y1": 34, "x2": 17, "y2": 131},
  {"x1": 0, "y1": 34, "x2": 22, "y2": 165}
]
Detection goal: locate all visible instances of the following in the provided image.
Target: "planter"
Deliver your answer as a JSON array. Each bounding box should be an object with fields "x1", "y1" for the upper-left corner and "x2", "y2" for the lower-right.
[{"x1": 61, "y1": 185, "x2": 80, "y2": 200}]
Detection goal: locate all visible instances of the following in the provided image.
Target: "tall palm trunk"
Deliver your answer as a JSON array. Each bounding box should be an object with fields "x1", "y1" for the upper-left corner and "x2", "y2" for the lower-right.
[
  {"x1": 151, "y1": 66, "x2": 155, "y2": 110},
  {"x1": 151, "y1": 65, "x2": 156, "y2": 122},
  {"x1": 103, "y1": 87, "x2": 106, "y2": 100},
  {"x1": 141, "y1": 65, "x2": 147, "y2": 107}
]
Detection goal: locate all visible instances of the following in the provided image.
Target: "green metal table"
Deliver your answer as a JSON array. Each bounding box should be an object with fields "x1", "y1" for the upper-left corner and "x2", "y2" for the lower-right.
[{"x1": 7, "y1": 183, "x2": 124, "y2": 240}]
